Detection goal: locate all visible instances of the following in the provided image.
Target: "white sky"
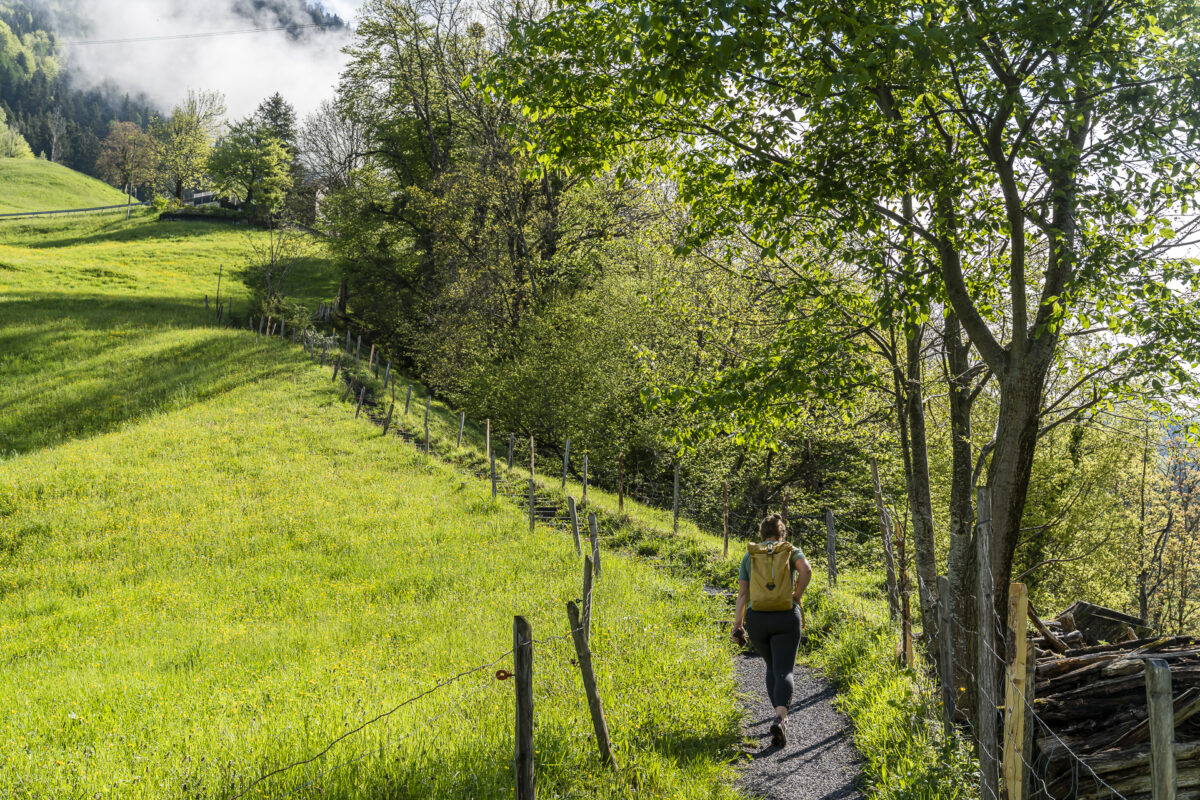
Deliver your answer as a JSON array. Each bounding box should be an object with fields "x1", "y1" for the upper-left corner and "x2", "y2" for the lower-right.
[{"x1": 61, "y1": 0, "x2": 366, "y2": 121}]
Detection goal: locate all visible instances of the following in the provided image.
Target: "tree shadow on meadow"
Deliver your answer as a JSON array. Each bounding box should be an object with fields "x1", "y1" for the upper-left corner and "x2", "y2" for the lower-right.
[
  {"x1": 0, "y1": 292, "x2": 303, "y2": 456},
  {"x1": 17, "y1": 216, "x2": 243, "y2": 250}
]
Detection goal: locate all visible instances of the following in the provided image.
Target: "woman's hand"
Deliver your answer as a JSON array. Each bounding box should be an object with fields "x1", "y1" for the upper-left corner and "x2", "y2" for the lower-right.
[{"x1": 731, "y1": 625, "x2": 747, "y2": 646}]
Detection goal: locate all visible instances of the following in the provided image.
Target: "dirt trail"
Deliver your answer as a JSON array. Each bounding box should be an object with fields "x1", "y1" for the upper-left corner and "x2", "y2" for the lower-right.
[{"x1": 735, "y1": 653, "x2": 863, "y2": 800}]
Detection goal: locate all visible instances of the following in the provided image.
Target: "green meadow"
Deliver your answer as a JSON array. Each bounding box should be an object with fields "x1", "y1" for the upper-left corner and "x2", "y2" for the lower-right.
[
  {"x1": 0, "y1": 210, "x2": 744, "y2": 799},
  {"x1": 0, "y1": 158, "x2": 133, "y2": 214}
]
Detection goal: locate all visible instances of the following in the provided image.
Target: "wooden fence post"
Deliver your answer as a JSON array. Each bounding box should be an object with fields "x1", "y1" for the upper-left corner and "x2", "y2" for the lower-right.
[
  {"x1": 723, "y1": 481, "x2": 729, "y2": 559},
  {"x1": 382, "y1": 403, "x2": 394, "y2": 436},
  {"x1": 508, "y1": 434, "x2": 515, "y2": 471},
  {"x1": 581, "y1": 555, "x2": 594, "y2": 641},
  {"x1": 870, "y1": 457, "x2": 900, "y2": 620},
  {"x1": 672, "y1": 463, "x2": 680, "y2": 533},
  {"x1": 977, "y1": 486, "x2": 1000, "y2": 800},
  {"x1": 566, "y1": 601, "x2": 614, "y2": 768},
  {"x1": 569, "y1": 496, "x2": 582, "y2": 557},
  {"x1": 345, "y1": 329, "x2": 350, "y2": 352},
  {"x1": 332, "y1": 354, "x2": 342, "y2": 382},
  {"x1": 782, "y1": 487, "x2": 789, "y2": 526},
  {"x1": 513, "y1": 616, "x2": 535, "y2": 800},
  {"x1": 383, "y1": 360, "x2": 391, "y2": 388},
  {"x1": 528, "y1": 477, "x2": 535, "y2": 532},
  {"x1": 355, "y1": 335, "x2": 361, "y2": 363},
  {"x1": 404, "y1": 385, "x2": 412, "y2": 416},
  {"x1": 486, "y1": 419, "x2": 491, "y2": 463},
  {"x1": 490, "y1": 446, "x2": 498, "y2": 500},
  {"x1": 582, "y1": 454, "x2": 588, "y2": 505},
  {"x1": 456, "y1": 412, "x2": 465, "y2": 448},
  {"x1": 215, "y1": 264, "x2": 222, "y2": 310},
  {"x1": 342, "y1": 379, "x2": 354, "y2": 402},
  {"x1": 1002, "y1": 582, "x2": 1029, "y2": 800},
  {"x1": 896, "y1": 520, "x2": 913, "y2": 666},
  {"x1": 423, "y1": 397, "x2": 430, "y2": 453},
  {"x1": 1148, "y1": 658, "x2": 1177, "y2": 800},
  {"x1": 824, "y1": 509, "x2": 837, "y2": 587},
  {"x1": 368, "y1": 343, "x2": 376, "y2": 371},
  {"x1": 562, "y1": 438, "x2": 570, "y2": 489},
  {"x1": 618, "y1": 454, "x2": 625, "y2": 514},
  {"x1": 355, "y1": 387, "x2": 365, "y2": 418},
  {"x1": 937, "y1": 574, "x2": 956, "y2": 739},
  {"x1": 588, "y1": 512, "x2": 601, "y2": 580}
]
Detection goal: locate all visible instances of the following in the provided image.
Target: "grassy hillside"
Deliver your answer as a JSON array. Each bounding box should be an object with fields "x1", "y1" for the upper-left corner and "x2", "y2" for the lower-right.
[
  {"x1": 0, "y1": 158, "x2": 132, "y2": 214},
  {"x1": 0, "y1": 213, "x2": 743, "y2": 799}
]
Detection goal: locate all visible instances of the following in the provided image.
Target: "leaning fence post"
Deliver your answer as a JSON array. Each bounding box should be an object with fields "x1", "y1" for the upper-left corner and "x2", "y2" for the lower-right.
[
  {"x1": 1002, "y1": 582, "x2": 1030, "y2": 800},
  {"x1": 672, "y1": 463, "x2": 680, "y2": 533},
  {"x1": 513, "y1": 616, "x2": 535, "y2": 800},
  {"x1": 937, "y1": 574, "x2": 956, "y2": 739},
  {"x1": 342, "y1": 379, "x2": 354, "y2": 402},
  {"x1": 723, "y1": 481, "x2": 730, "y2": 558},
  {"x1": 824, "y1": 509, "x2": 837, "y2": 586},
  {"x1": 382, "y1": 402, "x2": 394, "y2": 436},
  {"x1": 368, "y1": 343, "x2": 375, "y2": 371},
  {"x1": 382, "y1": 360, "x2": 391, "y2": 388},
  {"x1": 355, "y1": 386, "x2": 365, "y2": 418},
  {"x1": 332, "y1": 354, "x2": 342, "y2": 382},
  {"x1": 1148, "y1": 658, "x2": 1177, "y2": 800},
  {"x1": 566, "y1": 600, "x2": 614, "y2": 768},
  {"x1": 404, "y1": 385, "x2": 412, "y2": 416},
  {"x1": 977, "y1": 486, "x2": 1000, "y2": 800},
  {"x1": 568, "y1": 496, "x2": 582, "y2": 557},
  {"x1": 456, "y1": 412, "x2": 465, "y2": 448},
  {"x1": 562, "y1": 438, "x2": 570, "y2": 489},
  {"x1": 588, "y1": 512, "x2": 601, "y2": 580}
]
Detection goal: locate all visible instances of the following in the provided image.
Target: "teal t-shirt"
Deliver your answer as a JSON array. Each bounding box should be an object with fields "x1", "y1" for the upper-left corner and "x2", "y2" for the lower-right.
[{"x1": 739, "y1": 543, "x2": 807, "y2": 610}]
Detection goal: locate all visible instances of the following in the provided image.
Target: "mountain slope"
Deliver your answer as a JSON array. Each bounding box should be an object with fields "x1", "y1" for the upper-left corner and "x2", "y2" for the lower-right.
[{"x1": 0, "y1": 156, "x2": 129, "y2": 212}]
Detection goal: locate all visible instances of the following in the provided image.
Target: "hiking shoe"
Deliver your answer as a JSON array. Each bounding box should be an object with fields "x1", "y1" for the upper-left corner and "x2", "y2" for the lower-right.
[{"x1": 770, "y1": 717, "x2": 788, "y2": 747}]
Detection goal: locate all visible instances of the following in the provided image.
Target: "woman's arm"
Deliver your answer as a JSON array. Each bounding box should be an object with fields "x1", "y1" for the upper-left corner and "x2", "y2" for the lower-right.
[
  {"x1": 793, "y1": 557, "x2": 812, "y2": 603},
  {"x1": 733, "y1": 579, "x2": 750, "y2": 638}
]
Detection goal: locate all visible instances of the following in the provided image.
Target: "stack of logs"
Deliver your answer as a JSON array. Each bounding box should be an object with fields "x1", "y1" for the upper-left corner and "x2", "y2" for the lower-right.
[{"x1": 1029, "y1": 616, "x2": 1200, "y2": 799}]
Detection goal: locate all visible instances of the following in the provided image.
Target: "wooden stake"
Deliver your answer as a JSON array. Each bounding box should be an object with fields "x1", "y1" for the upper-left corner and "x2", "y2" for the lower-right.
[
  {"x1": 588, "y1": 512, "x2": 601, "y2": 580},
  {"x1": 345, "y1": 329, "x2": 350, "y2": 351},
  {"x1": 332, "y1": 354, "x2": 341, "y2": 382},
  {"x1": 508, "y1": 434, "x2": 514, "y2": 471},
  {"x1": 871, "y1": 457, "x2": 900, "y2": 620},
  {"x1": 1002, "y1": 582, "x2": 1029, "y2": 800},
  {"x1": 562, "y1": 438, "x2": 570, "y2": 489},
  {"x1": 782, "y1": 486, "x2": 789, "y2": 526},
  {"x1": 582, "y1": 454, "x2": 588, "y2": 505},
  {"x1": 342, "y1": 379, "x2": 354, "y2": 402},
  {"x1": 404, "y1": 385, "x2": 412, "y2": 416},
  {"x1": 355, "y1": 387, "x2": 365, "y2": 418},
  {"x1": 937, "y1": 574, "x2": 956, "y2": 739},
  {"x1": 1148, "y1": 658, "x2": 1177, "y2": 800},
  {"x1": 672, "y1": 463, "x2": 680, "y2": 533},
  {"x1": 485, "y1": 419, "x2": 491, "y2": 463},
  {"x1": 382, "y1": 360, "x2": 391, "y2": 388},
  {"x1": 723, "y1": 481, "x2": 729, "y2": 559},
  {"x1": 529, "y1": 435, "x2": 535, "y2": 479},
  {"x1": 581, "y1": 555, "x2": 594, "y2": 641},
  {"x1": 897, "y1": 520, "x2": 913, "y2": 666},
  {"x1": 456, "y1": 412, "x2": 465, "y2": 448},
  {"x1": 528, "y1": 477, "x2": 535, "y2": 532},
  {"x1": 618, "y1": 454, "x2": 625, "y2": 513},
  {"x1": 423, "y1": 397, "x2": 430, "y2": 453},
  {"x1": 215, "y1": 264, "x2": 222, "y2": 310},
  {"x1": 354, "y1": 334, "x2": 361, "y2": 363},
  {"x1": 513, "y1": 616, "x2": 535, "y2": 800},
  {"x1": 568, "y1": 496, "x2": 582, "y2": 557},
  {"x1": 490, "y1": 446, "x2": 497, "y2": 500},
  {"x1": 566, "y1": 601, "x2": 614, "y2": 768},
  {"x1": 977, "y1": 486, "x2": 1000, "y2": 800},
  {"x1": 368, "y1": 343, "x2": 376, "y2": 370},
  {"x1": 824, "y1": 509, "x2": 837, "y2": 586},
  {"x1": 382, "y1": 402, "x2": 394, "y2": 436}
]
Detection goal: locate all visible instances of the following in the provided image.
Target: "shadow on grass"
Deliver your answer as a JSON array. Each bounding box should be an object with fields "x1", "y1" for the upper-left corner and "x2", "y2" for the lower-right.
[
  {"x1": 17, "y1": 216, "x2": 245, "y2": 250},
  {"x1": 0, "y1": 293, "x2": 303, "y2": 456}
]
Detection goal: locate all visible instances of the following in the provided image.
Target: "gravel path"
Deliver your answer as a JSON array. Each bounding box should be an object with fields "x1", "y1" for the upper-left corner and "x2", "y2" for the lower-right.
[{"x1": 734, "y1": 653, "x2": 864, "y2": 800}]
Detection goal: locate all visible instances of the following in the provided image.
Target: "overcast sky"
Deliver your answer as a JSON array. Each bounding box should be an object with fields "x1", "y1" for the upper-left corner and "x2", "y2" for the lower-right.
[{"x1": 62, "y1": 0, "x2": 367, "y2": 122}]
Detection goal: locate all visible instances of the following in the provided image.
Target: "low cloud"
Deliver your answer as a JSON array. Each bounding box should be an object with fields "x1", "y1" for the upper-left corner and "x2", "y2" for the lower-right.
[{"x1": 55, "y1": 0, "x2": 355, "y2": 121}]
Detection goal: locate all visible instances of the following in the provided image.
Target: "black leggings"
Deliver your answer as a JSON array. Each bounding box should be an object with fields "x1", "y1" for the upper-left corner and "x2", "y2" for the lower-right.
[{"x1": 745, "y1": 606, "x2": 802, "y2": 709}]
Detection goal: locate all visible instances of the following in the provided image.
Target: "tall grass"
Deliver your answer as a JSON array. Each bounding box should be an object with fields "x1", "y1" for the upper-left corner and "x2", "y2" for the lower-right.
[{"x1": 802, "y1": 573, "x2": 978, "y2": 800}]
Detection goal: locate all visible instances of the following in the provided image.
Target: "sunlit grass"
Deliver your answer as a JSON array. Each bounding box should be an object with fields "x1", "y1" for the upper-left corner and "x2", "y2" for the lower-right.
[{"x1": 0, "y1": 213, "x2": 743, "y2": 799}]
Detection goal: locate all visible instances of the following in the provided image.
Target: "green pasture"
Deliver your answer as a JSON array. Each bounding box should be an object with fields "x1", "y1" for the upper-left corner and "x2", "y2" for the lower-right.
[
  {"x1": 0, "y1": 212, "x2": 744, "y2": 798},
  {"x1": 0, "y1": 158, "x2": 132, "y2": 213}
]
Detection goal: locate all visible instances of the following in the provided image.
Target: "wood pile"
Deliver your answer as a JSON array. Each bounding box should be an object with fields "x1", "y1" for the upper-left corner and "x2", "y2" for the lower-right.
[{"x1": 1030, "y1": 628, "x2": 1200, "y2": 799}]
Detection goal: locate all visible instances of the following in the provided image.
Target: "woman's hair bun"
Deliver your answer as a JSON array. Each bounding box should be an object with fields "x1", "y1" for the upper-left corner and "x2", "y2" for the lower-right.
[{"x1": 759, "y1": 513, "x2": 787, "y2": 540}]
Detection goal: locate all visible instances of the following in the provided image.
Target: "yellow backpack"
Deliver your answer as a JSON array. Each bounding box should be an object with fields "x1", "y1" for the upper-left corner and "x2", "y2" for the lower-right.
[{"x1": 748, "y1": 541, "x2": 795, "y2": 611}]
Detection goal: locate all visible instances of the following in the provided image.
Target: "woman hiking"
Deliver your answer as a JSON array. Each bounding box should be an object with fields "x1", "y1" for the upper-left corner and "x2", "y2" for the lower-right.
[{"x1": 731, "y1": 513, "x2": 812, "y2": 747}]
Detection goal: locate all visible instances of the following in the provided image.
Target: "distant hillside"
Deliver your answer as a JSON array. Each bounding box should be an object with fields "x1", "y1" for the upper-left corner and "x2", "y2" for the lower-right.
[{"x1": 0, "y1": 156, "x2": 129, "y2": 212}]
